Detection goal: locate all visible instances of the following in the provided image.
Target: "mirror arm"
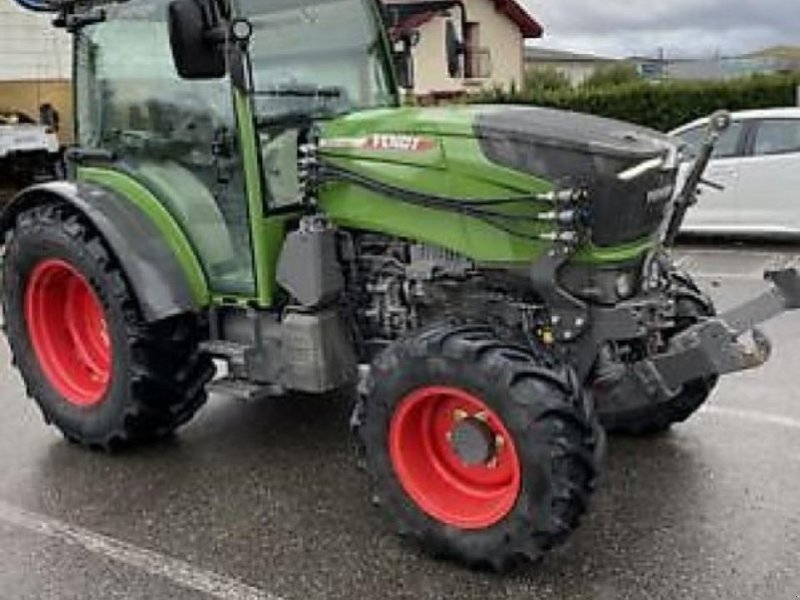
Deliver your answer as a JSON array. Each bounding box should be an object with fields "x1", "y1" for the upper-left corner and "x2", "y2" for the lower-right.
[
  {"x1": 229, "y1": 46, "x2": 251, "y2": 92},
  {"x1": 53, "y1": 6, "x2": 106, "y2": 32}
]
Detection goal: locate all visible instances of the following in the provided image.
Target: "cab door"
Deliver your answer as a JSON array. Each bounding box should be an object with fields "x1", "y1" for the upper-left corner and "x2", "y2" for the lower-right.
[{"x1": 74, "y1": 0, "x2": 256, "y2": 298}]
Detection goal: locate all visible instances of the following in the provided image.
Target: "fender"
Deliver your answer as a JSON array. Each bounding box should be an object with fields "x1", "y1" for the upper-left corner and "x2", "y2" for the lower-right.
[{"x1": 0, "y1": 180, "x2": 209, "y2": 322}]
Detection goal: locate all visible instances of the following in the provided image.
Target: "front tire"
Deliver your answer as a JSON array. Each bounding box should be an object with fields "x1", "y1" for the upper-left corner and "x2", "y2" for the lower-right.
[
  {"x1": 359, "y1": 322, "x2": 603, "y2": 570},
  {"x1": 2, "y1": 203, "x2": 214, "y2": 450}
]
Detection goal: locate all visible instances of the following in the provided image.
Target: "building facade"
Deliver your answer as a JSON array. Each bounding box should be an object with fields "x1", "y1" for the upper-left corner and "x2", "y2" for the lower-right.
[
  {"x1": 524, "y1": 48, "x2": 621, "y2": 86},
  {"x1": 0, "y1": 2, "x2": 72, "y2": 142},
  {"x1": 384, "y1": 0, "x2": 542, "y2": 100}
]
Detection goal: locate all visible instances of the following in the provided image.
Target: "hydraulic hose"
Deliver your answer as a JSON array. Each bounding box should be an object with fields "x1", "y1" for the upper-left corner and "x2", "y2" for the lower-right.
[{"x1": 318, "y1": 161, "x2": 579, "y2": 243}]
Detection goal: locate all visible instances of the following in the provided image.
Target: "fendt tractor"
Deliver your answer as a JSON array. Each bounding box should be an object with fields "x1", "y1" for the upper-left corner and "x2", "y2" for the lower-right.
[{"x1": 4, "y1": 0, "x2": 799, "y2": 570}]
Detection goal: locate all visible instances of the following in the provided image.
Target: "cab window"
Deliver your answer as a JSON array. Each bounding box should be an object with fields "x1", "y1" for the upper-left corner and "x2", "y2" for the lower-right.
[{"x1": 75, "y1": 0, "x2": 255, "y2": 296}]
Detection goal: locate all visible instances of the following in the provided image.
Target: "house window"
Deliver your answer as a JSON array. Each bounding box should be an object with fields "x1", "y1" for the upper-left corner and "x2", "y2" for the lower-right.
[{"x1": 464, "y1": 22, "x2": 491, "y2": 79}]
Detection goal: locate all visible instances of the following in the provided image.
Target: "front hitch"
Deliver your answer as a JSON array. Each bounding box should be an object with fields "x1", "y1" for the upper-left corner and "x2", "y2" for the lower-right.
[{"x1": 636, "y1": 266, "x2": 800, "y2": 400}]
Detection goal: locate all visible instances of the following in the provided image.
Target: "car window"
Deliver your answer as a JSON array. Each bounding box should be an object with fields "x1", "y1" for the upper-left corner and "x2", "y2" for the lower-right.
[
  {"x1": 753, "y1": 119, "x2": 800, "y2": 156},
  {"x1": 676, "y1": 121, "x2": 744, "y2": 160}
]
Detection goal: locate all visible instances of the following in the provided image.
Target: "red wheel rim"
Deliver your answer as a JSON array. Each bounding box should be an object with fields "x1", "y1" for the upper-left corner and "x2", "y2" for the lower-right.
[
  {"x1": 389, "y1": 386, "x2": 521, "y2": 529},
  {"x1": 24, "y1": 259, "x2": 112, "y2": 407}
]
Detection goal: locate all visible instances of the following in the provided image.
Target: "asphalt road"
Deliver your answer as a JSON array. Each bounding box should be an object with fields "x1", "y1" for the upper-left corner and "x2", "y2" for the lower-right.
[{"x1": 0, "y1": 242, "x2": 799, "y2": 600}]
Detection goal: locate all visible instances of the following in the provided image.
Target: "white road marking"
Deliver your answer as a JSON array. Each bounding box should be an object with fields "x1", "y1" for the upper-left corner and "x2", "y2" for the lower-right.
[
  {"x1": 701, "y1": 406, "x2": 800, "y2": 431},
  {"x1": 0, "y1": 500, "x2": 280, "y2": 600}
]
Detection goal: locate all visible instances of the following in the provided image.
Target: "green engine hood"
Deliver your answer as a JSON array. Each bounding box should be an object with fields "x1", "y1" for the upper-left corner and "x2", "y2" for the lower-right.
[
  {"x1": 317, "y1": 105, "x2": 555, "y2": 264},
  {"x1": 319, "y1": 105, "x2": 552, "y2": 194},
  {"x1": 316, "y1": 105, "x2": 671, "y2": 264}
]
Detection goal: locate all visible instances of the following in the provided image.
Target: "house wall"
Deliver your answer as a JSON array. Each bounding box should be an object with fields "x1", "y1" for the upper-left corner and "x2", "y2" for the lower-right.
[
  {"x1": 0, "y1": 3, "x2": 71, "y2": 81},
  {"x1": 413, "y1": 18, "x2": 466, "y2": 96},
  {"x1": 0, "y1": 3, "x2": 73, "y2": 143},
  {"x1": 0, "y1": 80, "x2": 73, "y2": 144},
  {"x1": 463, "y1": 0, "x2": 524, "y2": 90},
  {"x1": 411, "y1": 0, "x2": 525, "y2": 97}
]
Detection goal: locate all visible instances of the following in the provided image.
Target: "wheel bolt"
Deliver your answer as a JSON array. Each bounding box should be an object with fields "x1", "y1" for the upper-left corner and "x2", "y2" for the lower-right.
[{"x1": 453, "y1": 409, "x2": 469, "y2": 422}]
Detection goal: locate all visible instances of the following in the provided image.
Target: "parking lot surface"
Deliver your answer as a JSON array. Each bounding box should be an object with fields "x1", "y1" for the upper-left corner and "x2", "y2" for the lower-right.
[{"x1": 0, "y1": 242, "x2": 799, "y2": 600}]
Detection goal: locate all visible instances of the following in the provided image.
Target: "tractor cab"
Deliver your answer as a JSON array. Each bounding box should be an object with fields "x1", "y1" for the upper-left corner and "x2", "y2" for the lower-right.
[{"x1": 72, "y1": 0, "x2": 397, "y2": 301}]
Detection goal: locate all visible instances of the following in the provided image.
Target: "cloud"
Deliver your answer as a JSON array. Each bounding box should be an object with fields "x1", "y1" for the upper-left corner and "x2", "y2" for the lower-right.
[{"x1": 522, "y1": 0, "x2": 800, "y2": 58}]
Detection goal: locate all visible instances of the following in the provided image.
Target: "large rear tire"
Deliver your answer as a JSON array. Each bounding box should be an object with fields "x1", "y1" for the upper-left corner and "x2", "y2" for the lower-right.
[
  {"x1": 2, "y1": 203, "x2": 214, "y2": 450},
  {"x1": 359, "y1": 322, "x2": 603, "y2": 571},
  {"x1": 597, "y1": 271, "x2": 718, "y2": 435}
]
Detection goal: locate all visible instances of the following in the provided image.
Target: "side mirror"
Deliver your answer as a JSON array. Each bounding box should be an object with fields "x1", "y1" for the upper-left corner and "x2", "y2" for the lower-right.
[
  {"x1": 168, "y1": 0, "x2": 226, "y2": 80},
  {"x1": 445, "y1": 20, "x2": 463, "y2": 78}
]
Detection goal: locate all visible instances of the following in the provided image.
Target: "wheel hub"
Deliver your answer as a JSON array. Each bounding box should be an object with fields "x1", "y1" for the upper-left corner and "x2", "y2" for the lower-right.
[
  {"x1": 449, "y1": 415, "x2": 499, "y2": 466},
  {"x1": 24, "y1": 259, "x2": 112, "y2": 407},
  {"x1": 389, "y1": 386, "x2": 521, "y2": 529}
]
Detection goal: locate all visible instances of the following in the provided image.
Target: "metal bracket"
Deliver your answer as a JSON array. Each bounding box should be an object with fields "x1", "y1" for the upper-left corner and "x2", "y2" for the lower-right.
[
  {"x1": 529, "y1": 241, "x2": 588, "y2": 343},
  {"x1": 766, "y1": 267, "x2": 800, "y2": 309},
  {"x1": 631, "y1": 267, "x2": 799, "y2": 400}
]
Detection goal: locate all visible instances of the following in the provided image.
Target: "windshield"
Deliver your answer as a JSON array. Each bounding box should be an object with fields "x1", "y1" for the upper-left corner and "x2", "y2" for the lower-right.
[{"x1": 237, "y1": 0, "x2": 397, "y2": 123}]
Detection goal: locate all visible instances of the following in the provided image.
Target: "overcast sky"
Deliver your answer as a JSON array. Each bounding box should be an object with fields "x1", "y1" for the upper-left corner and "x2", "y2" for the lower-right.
[{"x1": 523, "y1": 0, "x2": 800, "y2": 59}]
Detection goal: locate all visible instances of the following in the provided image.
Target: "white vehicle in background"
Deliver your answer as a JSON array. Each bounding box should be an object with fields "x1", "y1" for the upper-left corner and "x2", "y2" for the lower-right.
[
  {"x1": 671, "y1": 108, "x2": 800, "y2": 237},
  {"x1": 0, "y1": 110, "x2": 61, "y2": 183}
]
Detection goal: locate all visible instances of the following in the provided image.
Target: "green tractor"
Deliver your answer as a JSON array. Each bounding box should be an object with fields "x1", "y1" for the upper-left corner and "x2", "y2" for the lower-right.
[{"x1": 3, "y1": 0, "x2": 799, "y2": 570}]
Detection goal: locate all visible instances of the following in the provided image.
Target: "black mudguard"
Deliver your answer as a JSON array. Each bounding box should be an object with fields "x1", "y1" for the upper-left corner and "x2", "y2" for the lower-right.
[{"x1": 0, "y1": 181, "x2": 199, "y2": 322}]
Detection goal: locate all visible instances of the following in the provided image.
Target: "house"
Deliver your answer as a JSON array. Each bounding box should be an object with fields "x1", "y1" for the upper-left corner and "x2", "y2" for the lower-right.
[
  {"x1": 524, "y1": 47, "x2": 621, "y2": 86},
  {"x1": 0, "y1": 1, "x2": 72, "y2": 143},
  {"x1": 383, "y1": 0, "x2": 543, "y2": 100}
]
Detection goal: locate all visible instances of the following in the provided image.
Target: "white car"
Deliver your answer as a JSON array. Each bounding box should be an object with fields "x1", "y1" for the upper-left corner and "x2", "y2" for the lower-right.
[
  {"x1": 0, "y1": 110, "x2": 59, "y2": 159},
  {"x1": 670, "y1": 108, "x2": 800, "y2": 237},
  {"x1": 0, "y1": 110, "x2": 60, "y2": 183}
]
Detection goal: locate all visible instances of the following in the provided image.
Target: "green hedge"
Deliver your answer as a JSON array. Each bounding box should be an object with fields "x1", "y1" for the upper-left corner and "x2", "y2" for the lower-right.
[{"x1": 477, "y1": 74, "x2": 800, "y2": 132}]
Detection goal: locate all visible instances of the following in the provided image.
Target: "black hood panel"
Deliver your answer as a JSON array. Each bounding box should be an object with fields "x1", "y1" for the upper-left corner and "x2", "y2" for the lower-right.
[
  {"x1": 476, "y1": 106, "x2": 678, "y2": 247},
  {"x1": 475, "y1": 105, "x2": 675, "y2": 178}
]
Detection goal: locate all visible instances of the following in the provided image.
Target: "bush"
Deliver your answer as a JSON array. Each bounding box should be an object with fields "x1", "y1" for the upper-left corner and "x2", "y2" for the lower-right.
[
  {"x1": 523, "y1": 66, "x2": 572, "y2": 95},
  {"x1": 581, "y1": 64, "x2": 640, "y2": 89},
  {"x1": 475, "y1": 73, "x2": 800, "y2": 132}
]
